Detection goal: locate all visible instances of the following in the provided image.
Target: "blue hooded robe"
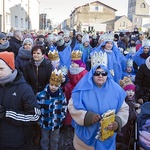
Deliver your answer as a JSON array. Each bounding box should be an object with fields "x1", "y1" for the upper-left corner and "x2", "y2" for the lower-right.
[
  {"x1": 90, "y1": 41, "x2": 125, "y2": 84},
  {"x1": 72, "y1": 65, "x2": 126, "y2": 150}
]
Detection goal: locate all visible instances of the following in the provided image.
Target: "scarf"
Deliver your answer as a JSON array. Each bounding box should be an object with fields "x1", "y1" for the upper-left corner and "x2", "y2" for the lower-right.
[
  {"x1": 47, "y1": 86, "x2": 59, "y2": 97},
  {"x1": 69, "y1": 66, "x2": 85, "y2": 75},
  {"x1": 0, "y1": 40, "x2": 10, "y2": 50},
  {"x1": 104, "y1": 49, "x2": 113, "y2": 53},
  {"x1": 18, "y1": 47, "x2": 32, "y2": 59},
  {"x1": 140, "y1": 53, "x2": 149, "y2": 59},
  {"x1": 34, "y1": 57, "x2": 44, "y2": 66},
  {"x1": 0, "y1": 69, "x2": 17, "y2": 85}
]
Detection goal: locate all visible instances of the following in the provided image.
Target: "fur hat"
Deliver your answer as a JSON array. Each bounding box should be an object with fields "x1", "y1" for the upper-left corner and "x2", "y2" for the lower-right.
[
  {"x1": 82, "y1": 34, "x2": 90, "y2": 43},
  {"x1": 0, "y1": 51, "x2": 15, "y2": 70},
  {"x1": 120, "y1": 77, "x2": 135, "y2": 91},
  {"x1": 56, "y1": 35, "x2": 65, "y2": 46},
  {"x1": 0, "y1": 32, "x2": 6, "y2": 40},
  {"x1": 23, "y1": 38, "x2": 33, "y2": 46}
]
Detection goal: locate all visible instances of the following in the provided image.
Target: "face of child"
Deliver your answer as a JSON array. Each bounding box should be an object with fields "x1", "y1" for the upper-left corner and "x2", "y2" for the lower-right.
[
  {"x1": 126, "y1": 90, "x2": 135, "y2": 99},
  {"x1": 126, "y1": 66, "x2": 132, "y2": 73},
  {"x1": 49, "y1": 84, "x2": 59, "y2": 93},
  {"x1": 24, "y1": 42, "x2": 32, "y2": 50},
  {"x1": 71, "y1": 62, "x2": 79, "y2": 68},
  {"x1": 104, "y1": 41, "x2": 113, "y2": 50},
  {"x1": 51, "y1": 60, "x2": 60, "y2": 69}
]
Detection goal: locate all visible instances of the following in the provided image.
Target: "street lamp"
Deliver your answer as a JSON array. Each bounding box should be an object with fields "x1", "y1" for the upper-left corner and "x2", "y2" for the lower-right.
[{"x1": 43, "y1": 8, "x2": 51, "y2": 30}]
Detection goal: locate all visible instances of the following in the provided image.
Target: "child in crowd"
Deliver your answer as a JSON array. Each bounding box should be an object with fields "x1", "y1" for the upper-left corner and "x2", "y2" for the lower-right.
[
  {"x1": 122, "y1": 58, "x2": 136, "y2": 83},
  {"x1": 37, "y1": 69, "x2": 67, "y2": 150},
  {"x1": 117, "y1": 77, "x2": 140, "y2": 149},
  {"x1": 64, "y1": 50, "x2": 88, "y2": 126}
]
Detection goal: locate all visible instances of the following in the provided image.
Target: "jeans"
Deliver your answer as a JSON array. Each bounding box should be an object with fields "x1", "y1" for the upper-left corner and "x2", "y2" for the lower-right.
[{"x1": 40, "y1": 128, "x2": 60, "y2": 150}]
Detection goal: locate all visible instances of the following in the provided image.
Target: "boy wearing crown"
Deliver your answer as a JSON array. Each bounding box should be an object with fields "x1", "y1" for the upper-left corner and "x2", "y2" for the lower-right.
[
  {"x1": 116, "y1": 77, "x2": 139, "y2": 149},
  {"x1": 37, "y1": 69, "x2": 67, "y2": 150}
]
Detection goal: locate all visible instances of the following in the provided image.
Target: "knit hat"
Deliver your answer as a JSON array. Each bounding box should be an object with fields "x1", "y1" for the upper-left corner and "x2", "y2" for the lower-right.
[
  {"x1": 120, "y1": 77, "x2": 135, "y2": 91},
  {"x1": 0, "y1": 51, "x2": 15, "y2": 70},
  {"x1": 23, "y1": 38, "x2": 33, "y2": 46},
  {"x1": 0, "y1": 32, "x2": 6, "y2": 40},
  {"x1": 119, "y1": 32, "x2": 124, "y2": 37},
  {"x1": 56, "y1": 35, "x2": 65, "y2": 46}
]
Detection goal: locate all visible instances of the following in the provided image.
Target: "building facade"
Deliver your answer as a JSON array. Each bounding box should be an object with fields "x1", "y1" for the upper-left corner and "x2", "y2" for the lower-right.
[
  {"x1": 128, "y1": 0, "x2": 150, "y2": 31},
  {"x1": 70, "y1": 1, "x2": 117, "y2": 33},
  {"x1": 0, "y1": 0, "x2": 40, "y2": 32}
]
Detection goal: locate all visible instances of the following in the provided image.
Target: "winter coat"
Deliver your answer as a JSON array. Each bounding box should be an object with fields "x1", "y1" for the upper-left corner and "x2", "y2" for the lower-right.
[
  {"x1": 23, "y1": 58, "x2": 53, "y2": 94},
  {"x1": 0, "y1": 71, "x2": 40, "y2": 149},
  {"x1": 9, "y1": 37, "x2": 22, "y2": 57}
]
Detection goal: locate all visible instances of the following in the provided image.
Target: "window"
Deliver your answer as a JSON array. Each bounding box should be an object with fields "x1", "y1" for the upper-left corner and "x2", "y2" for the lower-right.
[
  {"x1": 6, "y1": 13, "x2": 10, "y2": 24},
  {"x1": 122, "y1": 21, "x2": 125, "y2": 27},
  {"x1": 15, "y1": 16, "x2": 18, "y2": 27},
  {"x1": 140, "y1": 3, "x2": 146, "y2": 8},
  {"x1": 21, "y1": 18, "x2": 23, "y2": 28},
  {"x1": 95, "y1": 6, "x2": 99, "y2": 11}
]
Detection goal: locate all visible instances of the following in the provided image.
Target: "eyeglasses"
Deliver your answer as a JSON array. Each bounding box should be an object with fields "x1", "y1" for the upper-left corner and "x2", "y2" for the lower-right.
[
  {"x1": 144, "y1": 48, "x2": 149, "y2": 49},
  {"x1": 93, "y1": 71, "x2": 108, "y2": 76},
  {"x1": 1, "y1": 39, "x2": 6, "y2": 41}
]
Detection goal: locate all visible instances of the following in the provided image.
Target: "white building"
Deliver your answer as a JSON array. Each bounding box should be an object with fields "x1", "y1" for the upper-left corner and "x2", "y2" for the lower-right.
[{"x1": 0, "y1": 0, "x2": 40, "y2": 32}]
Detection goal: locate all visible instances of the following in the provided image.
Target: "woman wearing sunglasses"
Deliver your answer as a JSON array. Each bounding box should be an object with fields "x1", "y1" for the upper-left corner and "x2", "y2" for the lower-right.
[{"x1": 68, "y1": 65, "x2": 129, "y2": 150}]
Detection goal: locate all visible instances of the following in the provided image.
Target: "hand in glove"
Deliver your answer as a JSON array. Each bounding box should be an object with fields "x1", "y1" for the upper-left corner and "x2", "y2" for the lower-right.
[
  {"x1": 0, "y1": 105, "x2": 5, "y2": 119},
  {"x1": 108, "y1": 121, "x2": 118, "y2": 131},
  {"x1": 92, "y1": 114, "x2": 101, "y2": 124}
]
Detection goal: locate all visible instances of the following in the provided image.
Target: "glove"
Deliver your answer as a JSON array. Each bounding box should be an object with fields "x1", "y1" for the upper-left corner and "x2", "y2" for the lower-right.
[
  {"x1": 0, "y1": 105, "x2": 5, "y2": 119},
  {"x1": 92, "y1": 114, "x2": 101, "y2": 124}
]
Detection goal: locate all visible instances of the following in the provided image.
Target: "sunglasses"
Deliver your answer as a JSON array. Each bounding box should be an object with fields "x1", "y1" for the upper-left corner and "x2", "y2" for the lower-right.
[
  {"x1": 93, "y1": 71, "x2": 108, "y2": 76},
  {"x1": 144, "y1": 48, "x2": 149, "y2": 49}
]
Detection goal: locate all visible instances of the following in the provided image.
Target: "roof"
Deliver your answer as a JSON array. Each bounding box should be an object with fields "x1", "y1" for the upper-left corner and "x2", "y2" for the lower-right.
[
  {"x1": 70, "y1": 0, "x2": 117, "y2": 16},
  {"x1": 145, "y1": 0, "x2": 150, "y2": 6}
]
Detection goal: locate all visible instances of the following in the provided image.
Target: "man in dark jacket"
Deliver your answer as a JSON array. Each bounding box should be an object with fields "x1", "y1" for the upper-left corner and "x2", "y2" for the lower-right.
[
  {"x1": 0, "y1": 51, "x2": 41, "y2": 150},
  {"x1": 9, "y1": 30, "x2": 23, "y2": 57}
]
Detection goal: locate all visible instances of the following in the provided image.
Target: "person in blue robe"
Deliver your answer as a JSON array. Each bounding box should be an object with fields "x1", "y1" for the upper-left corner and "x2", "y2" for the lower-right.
[
  {"x1": 56, "y1": 35, "x2": 71, "y2": 69},
  {"x1": 74, "y1": 34, "x2": 93, "y2": 71},
  {"x1": 90, "y1": 39, "x2": 126, "y2": 84},
  {"x1": 132, "y1": 42, "x2": 150, "y2": 72},
  {"x1": 68, "y1": 65, "x2": 129, "y2": 150}
]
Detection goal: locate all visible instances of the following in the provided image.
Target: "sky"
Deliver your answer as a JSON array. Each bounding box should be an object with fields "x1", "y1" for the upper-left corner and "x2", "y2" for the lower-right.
[{"x1": 39, "y1": 0, "x2": 128, "y2": 23}]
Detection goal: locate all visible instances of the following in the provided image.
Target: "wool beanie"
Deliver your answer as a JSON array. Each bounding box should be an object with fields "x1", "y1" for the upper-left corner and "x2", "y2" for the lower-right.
[
  {"x1": 0, "y1": 32, "x2": 6, "y2": 40},
  {"x1": 23, "y1": 38, "x2": 33, "y2": 46},
  {"x1": 0, "y1": 51, "x2": 15, "y2": 70}
]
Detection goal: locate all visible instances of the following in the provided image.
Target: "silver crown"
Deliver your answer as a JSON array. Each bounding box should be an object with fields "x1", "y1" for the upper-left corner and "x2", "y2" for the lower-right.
[
  {"x1": 142, "y1": 39, "x2": 150, "y2": 47},
  {"x1": 91, "y1": 51, "x2": 108, "y2": 67},
  {"x1": 99, "y1": 33, "x2": 114, "y2": 41},
  {"x1": 126, "y1": 59, "x2": 133, "y2": 67},
  {"x1": 129, "y1": 47, "x2": 136, "y2": 54}
]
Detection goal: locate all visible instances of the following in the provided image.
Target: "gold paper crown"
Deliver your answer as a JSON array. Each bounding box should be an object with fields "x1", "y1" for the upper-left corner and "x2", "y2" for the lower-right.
[
  {"x1": 71, "y1": 50, "x2": 82, "y2": 60},
  {"x1": 50, "y1": 69, "x2": 63, "y2": 86},
  {"x1": 119, "y1": 77, "x2": 134, "y2": 88},
  {"x1": 48, "y1": 50, "x2": 59, "y2": 61}
]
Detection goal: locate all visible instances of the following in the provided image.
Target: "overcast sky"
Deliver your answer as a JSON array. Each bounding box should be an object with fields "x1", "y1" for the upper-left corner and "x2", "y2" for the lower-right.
[{"x1": 39, "y1": 0, "x2": 128, "y2": 23}]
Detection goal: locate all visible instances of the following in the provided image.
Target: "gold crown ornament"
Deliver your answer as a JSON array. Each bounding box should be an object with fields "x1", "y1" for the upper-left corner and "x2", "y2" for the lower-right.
[
  {"x1": 119, "y1": 77, "x2": 133, "y2": 89},
  {"x1": 49, "y1": 69, "x2": 63, "y2": 86},
  {"x1": 71, "y1": 50, "x2": 82, "y2": 60},
  {"x1": 48, "y1": 50, "x2": 59, "y2": 61}
]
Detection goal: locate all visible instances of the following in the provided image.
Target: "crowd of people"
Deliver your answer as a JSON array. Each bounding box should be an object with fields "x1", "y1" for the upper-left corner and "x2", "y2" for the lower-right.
[{"x1": 0, "y1": 28, "x2": 150, "y2": 150}]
